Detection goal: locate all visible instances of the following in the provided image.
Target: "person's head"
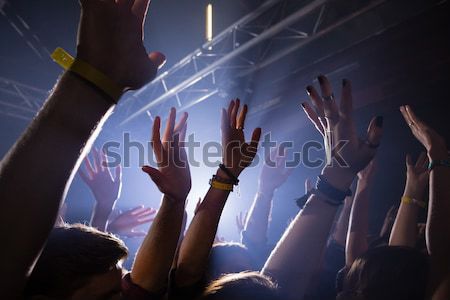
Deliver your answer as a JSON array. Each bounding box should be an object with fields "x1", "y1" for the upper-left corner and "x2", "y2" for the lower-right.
[
  {"x1": 206, "y1": 242, "x2": 254, "y2": 282},
  {"x1": 198, "y1": 271, "x2": 279, "y2": 300},
  {"x1": 337, "y1": 246, "x2": 429, "y2": 300},
  {"x1": 25, "y1": 224, "x2": 128, "y2": 300}
]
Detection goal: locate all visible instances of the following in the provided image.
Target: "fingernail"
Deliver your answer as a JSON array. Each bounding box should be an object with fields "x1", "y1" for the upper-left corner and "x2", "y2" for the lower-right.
[
  {"x1": 301, "y1": 102, "x2": 306, "y2": 108},
  {"x1": 318, "y1": 75, "x2": 325, "y2": 84},
  {"x1": 342, "y1": 79, "x2": 348, "y2": 87},
  {"x1": 306, "y1": 86, "x2": 313, "y2": 95},
  {"x1": 375, "y1": 116, "x2": 384, "y2": 128}
]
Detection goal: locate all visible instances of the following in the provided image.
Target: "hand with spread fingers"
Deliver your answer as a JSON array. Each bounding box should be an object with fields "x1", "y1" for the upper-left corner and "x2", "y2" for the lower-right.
[
  {"x1": 108, "y1": 206, "x2": 157, "y2": 238},
  {"x1": 259, "y1": 145, "x2": 294, "y2": 194},
  {"x1": 400, "y1": 105, "x2": 447, "y2": 160},
  {"x1": 301, "y1": 75, "x2": 383, "y2": 190},
  {"x1": 142, "y1": 108, "x2": 191, "y2": 203},
  {"x1": 77, "y1": 0, "x2": 166, "y2": 90},
  {"x1": 79, "y1": 148, "x2": 122, "y2": 212},
  {"x1": 220, "y1": 99, "x2": 262, "y2": 178}
]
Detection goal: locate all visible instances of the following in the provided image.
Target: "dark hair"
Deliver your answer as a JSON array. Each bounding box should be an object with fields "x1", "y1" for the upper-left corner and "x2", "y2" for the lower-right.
[
  {"x1": 337, "y1": 246, "x2": 429, "y2": 300},
  {"x1": 198, "y1": 271, "x2": 279, "y2": 300},
  {"x1": 25, "y1": 224, "x2": 128, "y2": 298},
  {"x1": 206, "y1": 242, "x2": 254, "y2": 282}
]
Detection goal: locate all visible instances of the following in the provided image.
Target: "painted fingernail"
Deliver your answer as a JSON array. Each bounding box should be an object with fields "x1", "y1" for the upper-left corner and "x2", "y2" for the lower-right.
[
  {"x1": 342, "y1": 79, "x2": 349, "y2": 87},
  {"x1": 375, "y1": 116, "x2": 384, "y2": 128},
  {"x1": 318, "y1": 75, "x2": 325, "y2": 84},
  {"x1": 306, "y1": 86, "x2": 313, "y2": 95}
]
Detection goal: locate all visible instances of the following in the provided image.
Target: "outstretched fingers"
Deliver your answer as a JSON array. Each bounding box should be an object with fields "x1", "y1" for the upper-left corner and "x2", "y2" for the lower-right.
[{"x1": 301, "y1": 102, "x2": 324, "y2": 136}]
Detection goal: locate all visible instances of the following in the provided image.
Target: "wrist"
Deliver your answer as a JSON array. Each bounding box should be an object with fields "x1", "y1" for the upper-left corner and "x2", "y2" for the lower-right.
[
  {"x1": 403, "y1": 184, "x2": 425, "y2": 200},
  {"x1": 321, "y1": 166, "x2": 355, "y2": 191},
  {"x1": 428, "y1": 145, "x2": 448, "y2": 161},
  {"x1": 257, "y1": 185, "x2": 275, "y2": 199}
]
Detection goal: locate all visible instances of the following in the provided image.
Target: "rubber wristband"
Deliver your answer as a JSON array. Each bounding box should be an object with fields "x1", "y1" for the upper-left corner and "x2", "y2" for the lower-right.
[
  {"x1": 218, "y1": 164, "x2": 239, "y2": 185},
  {"x1": 401, "y1": 196, "x2": 427, "y2": 209},
  {"x1": 51, "y1": 47, "x2": 122, "y2": 104},
  {"x1": 315, "y1": 175, "x2": 352, "y2": 206},
  {"x1": 428, "y1": 159, "x2": 450, "y2": 170},
  {"x1": 209, "y1": 178, "x2": 234, "y2": 191}
]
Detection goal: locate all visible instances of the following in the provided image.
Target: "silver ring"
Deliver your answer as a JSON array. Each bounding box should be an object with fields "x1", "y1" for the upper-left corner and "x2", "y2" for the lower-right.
[{"x1": 322, "y1": 94, "x2": 335, "y2": 102}]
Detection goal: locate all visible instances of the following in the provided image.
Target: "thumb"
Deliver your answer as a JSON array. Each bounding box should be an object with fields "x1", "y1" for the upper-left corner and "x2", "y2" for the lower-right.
[
  {"x1": 149, "y1": 51, "x2": 166, "y2": 69},
  {"x1": 142, "y1": 165, "x2": 165, "y2": 188}
]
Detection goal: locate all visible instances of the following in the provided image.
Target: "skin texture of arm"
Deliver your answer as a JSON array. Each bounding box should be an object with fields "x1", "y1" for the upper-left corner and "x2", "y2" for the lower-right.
[
  {"x1": 262, "y1": 75, "x2": 383, "y2": 300},
  {"x1": 389, "y1": 152, "x2": 429, "y2": 247},
  {"x1": 242, "y1": 147, "x2": 291, "y2": 247},
  {"x1": 400, "y1": 105, "x2": 450, "y2": 299},
  {"x1": 0, "y1": 0, "x2": 165, "y2": 296},
  {"x1": 345, "y1": 160, "x2": 376, "y2": 267},
  {"x1": 175, "y1": 99, "x2": 261, "y2": 287},
  {"x1": 332, "y1": 196, "x2": 353, "y2": 247},
  {"x1": 133, "y1": 108, "x2": 191, "y2": 293},
  {"x1": 0, "y1": 73, "x2": 114, "y2": 297}
]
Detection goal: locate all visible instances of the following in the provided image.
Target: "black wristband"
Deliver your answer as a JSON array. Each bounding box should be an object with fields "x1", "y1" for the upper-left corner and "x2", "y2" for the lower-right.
[
  {"x1": 295, "y1": 192, "x2": 311, "y2": 209},
  {"x1": 219, "y1": 164, "x2": 239, "y2": 185},
  {"x1": 314, "y1": 175, "x2": 352, "y2": 206}
]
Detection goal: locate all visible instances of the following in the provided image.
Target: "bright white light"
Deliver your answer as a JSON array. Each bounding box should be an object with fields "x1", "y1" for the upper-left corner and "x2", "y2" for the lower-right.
[{"x1": 206, "y1": 4, "x2": 213, "y2": 42}]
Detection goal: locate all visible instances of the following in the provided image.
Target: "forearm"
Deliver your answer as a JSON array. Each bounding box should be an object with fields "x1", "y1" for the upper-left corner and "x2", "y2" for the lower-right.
[
  {"x1": 389, "y1": 183, "x2": 422, "y2": 247},
  {"x1": 0, "y1": 72, "x2": 113, "y2": 294},
  {"x1": 90, "y1": 203, "x2": 114, "y2": 232},
  {"x1": 262, "y1": 193, "x2": 340, "y2": 300},
  {"x1": 176, "y1": 173, "x2": 230, "y2": 286},
  {"x1": 332, "y1": 196, "x2": 353, "y2": 247},
  {"x1": 346, "y1": 181, "x2": 370, "y2": 267},
  {"x1": 242, "y1": 188, "x2": 274, "y2": 246},
  {"x1": 131, "y1": 195, "x2": 185, "y2": 293}
]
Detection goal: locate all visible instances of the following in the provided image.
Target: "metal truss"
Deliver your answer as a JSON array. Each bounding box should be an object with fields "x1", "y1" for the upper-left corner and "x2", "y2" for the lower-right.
[
  {"x1": 0, "y1": 77, "x2": 48, "y2": 121},
  {"x1": 119, "y1": 0, "x2": 329, "y2": 125}
]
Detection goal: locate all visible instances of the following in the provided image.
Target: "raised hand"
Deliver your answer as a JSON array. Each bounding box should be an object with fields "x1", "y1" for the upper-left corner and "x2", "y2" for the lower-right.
[
  {"x1": 220, "y1": 99, "x2": 262, "y2": 178},
  {"x1": 77, "y1": 0, "x2": 166, "y2": 90},
  {"x1": 400, "y1": 105, "x2": 447, "y2": 160},
  {"x1": 301, "y1": 75, "x2": 383, "y2": 189},
  {"x1": 79, "y1": 148, "x2": 122, "y2": 211},
  {"x1": 108, "y1": 206, "x2": 156, "y2": 238},
  {"x1": 404, "y1": 152, "x2": 429, "y2": 199},
  {"x1": 357, "y1": 159, "x2": 376, "y2": 185},
  {"x1": 259, "y1": 146, "x2": 293, "y2": 194},
  {"x1": 142, "y1": 108, "x2": 191, "y2": 203}
]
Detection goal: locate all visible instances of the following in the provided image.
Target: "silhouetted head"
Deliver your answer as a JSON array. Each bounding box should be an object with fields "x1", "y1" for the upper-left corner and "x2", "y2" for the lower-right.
[
  {"x1": 337, "y1": 246, "x2": 429, "y2": 300},
  {"x1": 25, "y1": 224, "x2": 128, "y2": 300},
  {"x1": 198, "y1": 271, "x2": 279, "y2": 300},
  {"x1": 206, "y1": 242, "x2": 254, "y2": 282}
]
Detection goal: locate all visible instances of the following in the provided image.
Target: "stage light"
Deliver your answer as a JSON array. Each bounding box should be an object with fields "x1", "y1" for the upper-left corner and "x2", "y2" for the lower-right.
[{"x1": 206, "y1": 3, "x2": 213, "y2": 43}]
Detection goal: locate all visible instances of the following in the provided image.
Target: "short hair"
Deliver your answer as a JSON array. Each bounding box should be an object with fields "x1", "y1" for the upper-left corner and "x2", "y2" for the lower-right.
[
  {"x1": 206, "y1": 242, "x2": 254, "y2": 281},
  {"x1": 25, "y1": 223, "x2": 128, "y2": 298},
  {"x1": 337, "y1": 246, "x2": 429, "y2": 300},
  {"x1": 198, "y1": 271, "x2": 279, "y2": 300}
]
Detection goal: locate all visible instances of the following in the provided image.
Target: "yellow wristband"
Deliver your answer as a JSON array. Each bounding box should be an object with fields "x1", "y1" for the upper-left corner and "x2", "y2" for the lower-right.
[
  {"x1": 210, "y1": 179, "x2": 234, "y2": 191},
  {"x1": 51, "y1": 47, "x2": 123, "y2": 103},
  {"x1": 401, "y1": 196, "x2": 427, "y2": 209}
]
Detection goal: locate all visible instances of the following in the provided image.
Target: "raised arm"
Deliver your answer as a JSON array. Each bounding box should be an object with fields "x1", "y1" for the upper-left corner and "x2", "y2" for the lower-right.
[
  {"x1": 332, "y1": 196, "x2": 354, "y2": 247},
  {"x1": 175, "y1": 99, "x2": 261, "y2": 288},
  {"x1": 400, "y1": 105, "x2": 450, "y2": 299},
  {"x1": 132, "y1": 108, "x2": 191, "y2": 293},
  {"x1": 0, "y1": 0, "x2": 164, "y2": 296},
  {"x1": 262, "y1": 75, "x2": 383, "y2": 300},
  {"x1": 241, "y1": 146, "x2": 292, "y2": 256},
  {"x1": 79, "y1": 148, "x2": 122, "y2": 231},
  {"x1": 345, "y1": 160, "x2": 376, "y2": 267},
  {"x1": 389, "y1": 152, "x2": 429, "y2": 247}
]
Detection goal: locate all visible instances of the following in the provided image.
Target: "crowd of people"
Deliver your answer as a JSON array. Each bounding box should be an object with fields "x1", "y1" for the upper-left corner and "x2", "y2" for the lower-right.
[{"x1": 1, "y1": 1, "x2": 449, "y2": 299}]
